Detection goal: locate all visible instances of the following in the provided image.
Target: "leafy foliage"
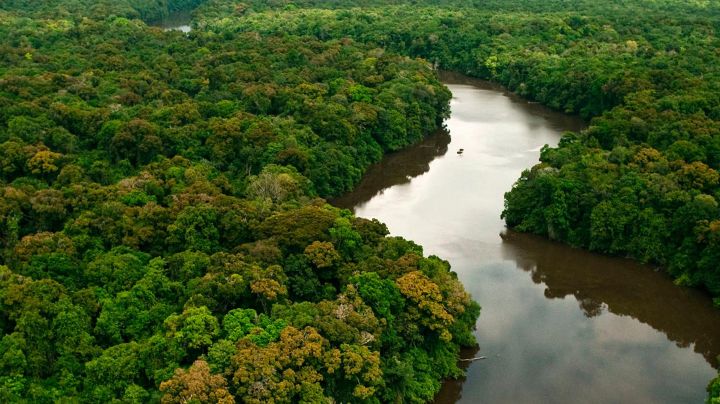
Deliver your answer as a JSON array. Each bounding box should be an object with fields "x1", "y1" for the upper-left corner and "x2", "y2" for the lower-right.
[
  {"x1": 9, "y1": 0, "x2": 720, "y2": 400},
  {"x1": 710, "y1": 373, "x2": 720, "y2": 404},
  {"x1": 188, "y1": 0, "x2": 720, "y2": 303},
  {"x1": 179, "y1": 1, "x2": 720, "y2": 398},
  {"x1": 0, "y1": 1, "x2": 475, "y2": 402}
]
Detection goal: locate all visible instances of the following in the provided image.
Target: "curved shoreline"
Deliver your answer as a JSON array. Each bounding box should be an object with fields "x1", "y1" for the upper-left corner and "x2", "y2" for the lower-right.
[{"x1": 336, "y1": 75, "x2": 720, "y2": 403}]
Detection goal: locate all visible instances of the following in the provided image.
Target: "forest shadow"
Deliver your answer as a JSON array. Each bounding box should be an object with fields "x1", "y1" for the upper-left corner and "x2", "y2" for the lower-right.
[
  {"x1": 499, "y1": 229, "x2": 720, "y2": 369},
  {"x1": 331, "y1": 128, "x2": 451, "y2": 209}
]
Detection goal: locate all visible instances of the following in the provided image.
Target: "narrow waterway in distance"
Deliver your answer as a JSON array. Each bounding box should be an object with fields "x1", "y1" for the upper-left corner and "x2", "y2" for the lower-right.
[
  {"x1": 149, "y1": 10, "x2": 192, "y2": 32},
  {"x1": 333, "y1": 72, "x2": 720, "y2": 403}
]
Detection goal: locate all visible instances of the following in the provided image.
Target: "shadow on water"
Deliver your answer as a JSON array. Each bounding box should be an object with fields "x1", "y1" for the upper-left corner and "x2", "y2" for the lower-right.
[
  {"x1": 332, "y1": 73, "x2": 720, "y2": 403},
  {"x1": 434, "y1": 346, "x2": 481, "y2": 404},
  {"x1": 331, "y1": 128, "x2": 451, "y2": 209},
  {"x1": 499, "y1": 229, "x2": 720, "y2": 369},
  {"x1": 148, "y1": 10, "x2": 192, "y2": 32},
  {"x1": 439, "y1": 71, "x2": 587, "y2": 133}
]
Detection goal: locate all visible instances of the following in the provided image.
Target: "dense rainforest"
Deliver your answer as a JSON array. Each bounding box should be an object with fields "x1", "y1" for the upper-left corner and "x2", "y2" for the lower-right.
[
  {"x1": 2, "y1": 0, "x2": 720, "y2": 402},
  {"x1": 171, "y1": 0, "x2": 720, "y2": 399},
  {"x1": 0, "y1": 1, "x2": 480, "y2": 402},
  {"x1": 191, "y1": 0, "x2": 720, "y2": 302}
]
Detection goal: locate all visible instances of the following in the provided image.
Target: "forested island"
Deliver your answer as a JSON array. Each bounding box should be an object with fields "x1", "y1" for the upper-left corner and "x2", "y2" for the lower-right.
[{"x1": 1, "y1": 0, "x2": 719, "y2": 402}]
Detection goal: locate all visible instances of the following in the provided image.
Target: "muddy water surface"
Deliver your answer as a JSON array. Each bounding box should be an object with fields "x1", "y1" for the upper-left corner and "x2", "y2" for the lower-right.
[
  {"x1": 150, "y1": 10, "x2": 192, "y2": 32},
  {"x1": 334, "y1": 73, "x2": 720, "y2": 403}
]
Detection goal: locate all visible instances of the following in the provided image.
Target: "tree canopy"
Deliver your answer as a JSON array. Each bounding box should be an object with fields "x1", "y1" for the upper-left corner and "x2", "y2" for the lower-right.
[
  {"x1": 0, "y1": 1, "x2": 477, "y2": 402},
  {"x1": 3, "y1": 0, "x2": 720, "y2": 401}
]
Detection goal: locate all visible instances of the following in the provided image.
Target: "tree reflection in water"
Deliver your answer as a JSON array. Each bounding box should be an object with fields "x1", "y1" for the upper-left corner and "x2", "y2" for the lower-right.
[
  {"x1": 432, "y1": 346, "x2": 481, "y2": 404},
  {"x1": 331, "y1": 128, "x2": 451, "y2": 209},
  {"x1": 500, "y1": 229, "x2": 720, "y2": 368}
]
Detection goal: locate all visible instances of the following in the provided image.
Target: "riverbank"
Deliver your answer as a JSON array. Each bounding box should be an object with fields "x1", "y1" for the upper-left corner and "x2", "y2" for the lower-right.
[{"x1": 335, "y1": 75, "x2": 720, "y2": 403}]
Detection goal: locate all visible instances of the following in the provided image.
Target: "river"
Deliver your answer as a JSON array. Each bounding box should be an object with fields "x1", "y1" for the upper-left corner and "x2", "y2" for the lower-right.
[
  {"x1": 149, "y1": 10, "x2": 192, "y2": 33},
  {"x1": 333, "y1": 72, "x2": 720, "y2": 403}
]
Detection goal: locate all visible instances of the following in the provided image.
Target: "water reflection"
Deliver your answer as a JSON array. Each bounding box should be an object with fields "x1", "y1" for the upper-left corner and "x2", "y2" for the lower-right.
[
  {"x1": 149, "y1": 10, "x2": 192, "y2": 33},
  {"x1": 439, "y1": 71, "x2": 587, "y2": 134},
  {"x1": 500, "y1": 229, "x2": 720, "y2": 368},
  {"x1": 331, "y1": 129, "x2": 450, "y2": 209},
  {"x1": 434, "y1": 346, "x2": 481, "y2": 403},
  {"x1": 336, "y1": 75, "x2": 720, "y2": 403}
]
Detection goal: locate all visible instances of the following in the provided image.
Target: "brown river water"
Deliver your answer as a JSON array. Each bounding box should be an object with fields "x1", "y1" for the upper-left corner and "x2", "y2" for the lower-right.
[
  {"x1": 150, "y1": 10, "x2": 192, "y2": 33},
  {"x1": 333, "y1": 72, "x2": 720, "y2": 403}
]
